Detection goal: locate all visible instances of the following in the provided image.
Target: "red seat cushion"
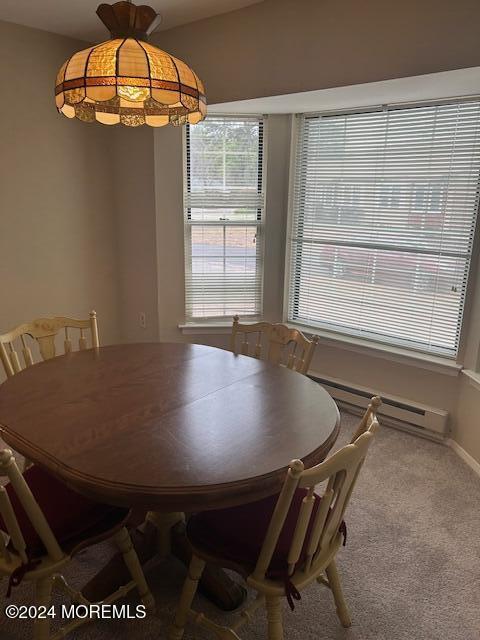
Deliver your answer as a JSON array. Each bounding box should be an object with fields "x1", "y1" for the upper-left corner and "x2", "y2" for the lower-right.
[
  {"x1": 0, "y1": 465, "x2": 129, "y2": 558},
  {"x1": 187, "y1": 489, "x2": 346, "y2": 580}
]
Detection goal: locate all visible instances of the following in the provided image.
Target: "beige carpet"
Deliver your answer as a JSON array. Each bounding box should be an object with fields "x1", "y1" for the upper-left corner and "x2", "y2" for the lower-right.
[{"x1": 1, "y1": 411, "x2": 479, "y2": 639}]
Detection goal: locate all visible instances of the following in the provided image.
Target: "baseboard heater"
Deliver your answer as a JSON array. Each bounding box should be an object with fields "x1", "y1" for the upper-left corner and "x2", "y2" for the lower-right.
[{"x1": 309, "y1": 373, "x2": 449, "y2": 442}]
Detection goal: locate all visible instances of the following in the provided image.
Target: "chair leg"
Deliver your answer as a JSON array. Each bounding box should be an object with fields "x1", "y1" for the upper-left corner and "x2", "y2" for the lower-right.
[
  {"x1": 325, "y1": 559, "x2": 351, "y2": 628},
  {"x1": 169, "y1": 554, "x2": 206, "y2": 640},
  {"x1": 113, "y1": 526, "x2": 155, "y2": 611},
  {"x1": 33, "y1": 576, "x2": 53, "y2": 640},
  {"x1": 265, "y1": 597, "x2": 284, "y2": 640}
]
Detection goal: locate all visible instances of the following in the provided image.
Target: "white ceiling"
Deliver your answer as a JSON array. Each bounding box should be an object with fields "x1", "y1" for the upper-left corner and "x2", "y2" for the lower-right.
[
  {"x1": 0, "y1": 0, "x2": 264, "y2": 42},
  {"x1": 211, "y1": 68, "x2": 480, "y2": 114}
]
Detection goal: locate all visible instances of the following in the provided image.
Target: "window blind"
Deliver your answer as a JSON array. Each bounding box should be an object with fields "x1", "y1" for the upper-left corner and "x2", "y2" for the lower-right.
[
  {"x1": 184, "y1": 116, "x2": 265, "y2": 320},
  {"x1": 287, "y1": 102, "x2": 480, "y2": 357}
]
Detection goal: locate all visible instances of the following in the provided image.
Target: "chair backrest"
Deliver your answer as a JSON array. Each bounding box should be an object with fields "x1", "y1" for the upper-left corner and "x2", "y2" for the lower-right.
[
  {"x1": 0, "y1": 449, "x2": 63, "y2": 566},
  {"x1": 252, "y1": 397, "x2": 381, "y2": 583},
  {"x1": 230, "y1": 316, "x2": 319, "y2": 375},
  {"x1": 0, "y1": 311, "x2": 99, "y2": 378}
]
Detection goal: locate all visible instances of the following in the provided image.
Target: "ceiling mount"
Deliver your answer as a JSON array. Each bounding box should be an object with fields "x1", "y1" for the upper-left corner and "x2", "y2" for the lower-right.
[{"x1": 96, "y1": 1, "x2": 162, "y2": 41}]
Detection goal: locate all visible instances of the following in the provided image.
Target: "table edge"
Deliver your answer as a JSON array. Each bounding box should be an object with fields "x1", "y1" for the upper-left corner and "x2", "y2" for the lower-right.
[{"x1": 1, "y1": 410, "x2": 340, "y2": 510}]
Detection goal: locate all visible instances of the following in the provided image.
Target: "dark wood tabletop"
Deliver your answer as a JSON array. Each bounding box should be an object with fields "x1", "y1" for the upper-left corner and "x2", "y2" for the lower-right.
[{"x1": 0, "y1": 343, "x2": 340, "y2": 511}]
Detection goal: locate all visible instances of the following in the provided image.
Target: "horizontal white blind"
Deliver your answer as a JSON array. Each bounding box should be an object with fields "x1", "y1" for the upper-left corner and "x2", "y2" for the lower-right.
[
  {"x1": 288, "y1": 102, "x2": 480, "y2": 357},
  {"x1": 184, "y1": 116, "x2": 265, "y2": 319}
]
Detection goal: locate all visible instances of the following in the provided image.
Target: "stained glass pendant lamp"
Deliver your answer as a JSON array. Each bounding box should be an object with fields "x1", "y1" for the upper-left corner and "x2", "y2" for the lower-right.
[{"x1": 55, "y1": 0, "x2": 206, "y2": 127}]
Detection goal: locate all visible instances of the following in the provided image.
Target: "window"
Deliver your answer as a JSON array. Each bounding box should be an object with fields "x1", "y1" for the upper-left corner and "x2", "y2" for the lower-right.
[
  {"x1": 287, "y1": 102, "x2": 480, "y2": 357},
  {"x1": 184, "y1": 116, "x2": 265, "y2": 320}
]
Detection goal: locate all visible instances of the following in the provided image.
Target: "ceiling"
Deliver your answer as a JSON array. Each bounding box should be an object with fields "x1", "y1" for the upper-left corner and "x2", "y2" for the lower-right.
[
  {"x1": 0, "y1": 0, "x2": 264, "y2": 42},
  {"x1": 211, "y1": 68, "x2": 480, "y2": 114}
]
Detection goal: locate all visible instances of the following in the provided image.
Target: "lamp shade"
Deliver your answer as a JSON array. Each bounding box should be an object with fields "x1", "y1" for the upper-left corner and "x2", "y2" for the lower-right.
[{"x1": 55, "y1": 1, "x2": 206, "y2": 127}]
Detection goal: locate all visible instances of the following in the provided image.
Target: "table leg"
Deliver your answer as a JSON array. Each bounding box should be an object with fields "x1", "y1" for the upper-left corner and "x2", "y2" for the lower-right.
[{"x1": 146, "y1": 510, "x2": 185, "y2": 558}]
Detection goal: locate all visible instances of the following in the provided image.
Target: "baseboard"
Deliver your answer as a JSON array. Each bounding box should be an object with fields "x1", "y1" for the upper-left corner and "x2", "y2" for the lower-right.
[{"x1": 447, "y1": 439, "x2": 480, "y2": 476}]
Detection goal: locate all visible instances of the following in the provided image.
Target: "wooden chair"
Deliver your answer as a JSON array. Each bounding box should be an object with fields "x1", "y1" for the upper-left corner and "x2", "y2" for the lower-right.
[
  {"x1": 169, "y1": 397, "x2": 382, "y2": 640},
  {"x1": 0, "y1": 311, "x2": 100, "y2": 378},
  {"x1": 0, "y1": 448, "x2": 154, "y2": 640},
  {"x1": 230, "y1": 316, "x2": 319, "y2": 376}
]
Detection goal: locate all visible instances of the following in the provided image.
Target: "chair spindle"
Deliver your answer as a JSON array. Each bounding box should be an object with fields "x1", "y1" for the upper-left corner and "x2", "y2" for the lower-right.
[
  {"x1": 9, "y1": 343, "x2": 22, "y2": 374},
  {"x1": 287, "y1": 488, "x2": 316, "y2": 574},
  {"x1": 241, "y1": 333, "x2": 249, "y2": 356},
  {"x1": 254, "y1": 332, "x2": 262, "y2": 358},
  {"x1": 64, "y1": 327, "x2": 72, "y2": 353},
  {"x1": 304, "y1": 487, "x2": 334, "y2": 572},
  {"x1": 20, "y1": 335, "x2": 34, "y2": 368},
  {"x1": 79, "y1": 329, "x2": 87, "y2": 351},
  {"x1": 286, "y1": 343, "x2": 298, "y2": 370}
]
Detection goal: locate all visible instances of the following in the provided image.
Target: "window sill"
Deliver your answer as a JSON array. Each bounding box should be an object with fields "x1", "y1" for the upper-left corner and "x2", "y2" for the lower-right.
[
  {"x1": 461, "y1": 369, "x2": 480, "y2": 391},
  {"x1": 179, "y1": 321, "x2": 462, "y2": 376},
  {"x1": 179, "y1": 323, "x2": 233, "y2": 336},
  {"x1": 289, "y1": 322, "x2": 462, "y2": 376}
]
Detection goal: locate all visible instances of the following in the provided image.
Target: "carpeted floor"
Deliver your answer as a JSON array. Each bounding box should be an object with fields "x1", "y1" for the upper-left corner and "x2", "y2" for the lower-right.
[{"x1": 1, "y1": 411, "x2": 479, "y2": 639}]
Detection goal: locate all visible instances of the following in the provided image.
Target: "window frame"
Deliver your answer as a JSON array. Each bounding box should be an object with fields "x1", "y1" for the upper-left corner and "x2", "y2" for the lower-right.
[
  {"x1": 183, "y1": 114, "x2": 267, "y2": 323},
  {"x1": 283, "y1": 104, "x2": 480, "y2": 363}
]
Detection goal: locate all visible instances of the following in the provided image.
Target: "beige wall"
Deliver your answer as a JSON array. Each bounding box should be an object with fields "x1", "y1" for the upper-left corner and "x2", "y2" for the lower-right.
[
  {"x1": 154, "y1": 125, "x2": 184, "y2": 342},
  {"x1": 154, "y1": 0, "x2": 480, "y2": 105},
  {"x1": 453, "y1": 377, "x2": 480, "y2": 465},
  {"x1": 111, "y1": 128, "x2": 159, "y2": 343},
  {"x1": 0, "y1": 20, "x2": 121, "y2": 371}
]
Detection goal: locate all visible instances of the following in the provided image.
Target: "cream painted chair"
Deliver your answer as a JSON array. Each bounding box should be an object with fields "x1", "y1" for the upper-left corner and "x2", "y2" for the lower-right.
[
  {"x1": 230, "y1": 316, "x2": 319, "y2": 376},
  {"x1": 0, "y1": 311, "x2": 100, "y2": 378},
  {"x1": 0, "y1": 448, "x2": 154, "y2": 640},
  {"x1": 169, "y1": 397, "x2": 381, "y2": 640}
]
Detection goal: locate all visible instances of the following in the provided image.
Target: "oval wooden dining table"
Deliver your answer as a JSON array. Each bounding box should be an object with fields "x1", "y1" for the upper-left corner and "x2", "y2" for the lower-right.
[{"x1": 0, "y1": 342, "x2": 340, "y2": 608}]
